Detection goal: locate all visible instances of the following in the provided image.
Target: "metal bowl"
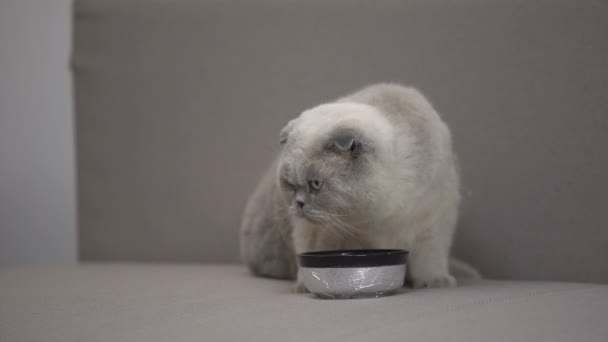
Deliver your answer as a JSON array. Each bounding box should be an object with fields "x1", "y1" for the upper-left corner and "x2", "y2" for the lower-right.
[{"x1": 297, "y1": 249, "x2": 408, "y2": 299}]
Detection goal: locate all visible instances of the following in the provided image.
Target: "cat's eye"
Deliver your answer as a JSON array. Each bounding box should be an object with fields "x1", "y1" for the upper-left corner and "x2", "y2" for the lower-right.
[
  {"x1": 281, "y1": 178, "x2": 295, "y2": 190},
  {"x1": 350, "y1": 140, "x2": 362, "y2": 158},
  {"x1": 308, "y1": 179, "x2": 323, "y2": 192}
]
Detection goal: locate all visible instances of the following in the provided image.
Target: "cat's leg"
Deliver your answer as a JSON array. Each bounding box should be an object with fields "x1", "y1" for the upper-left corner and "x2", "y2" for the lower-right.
[
  {"x1": 241, "y1": 206, "x2": 297, "y2": 280},
  {"x1": 407, "y1": 233, "x2": 456, "y2": 288},
  {"x1": 292, "y1": 221, "x2": 314, "y2": 293},
  {"x1": 294, "y1": 270, "x2": 309, "y2": 293},
  {"x1": 292, "y1": 221, "x2": 343, "y2": 293}
]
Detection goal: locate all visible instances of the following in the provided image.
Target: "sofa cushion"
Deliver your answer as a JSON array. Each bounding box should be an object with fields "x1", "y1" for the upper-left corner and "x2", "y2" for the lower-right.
[{"x1": 1, "y1": 264, "x2": 607, "y2": 341}]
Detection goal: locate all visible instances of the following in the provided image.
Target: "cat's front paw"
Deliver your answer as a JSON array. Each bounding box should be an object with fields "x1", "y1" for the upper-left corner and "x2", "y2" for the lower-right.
[
  {"x1": 294, "y1": 280, "x2": 309, "y2": 294},
  {"x1": 412, "y1": 273, "x2": 456, "y2": 289}
]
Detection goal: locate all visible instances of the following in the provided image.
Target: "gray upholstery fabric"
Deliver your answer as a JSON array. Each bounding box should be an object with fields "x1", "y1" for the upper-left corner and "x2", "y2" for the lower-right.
[
  {"x1": 73, "y1": 0, "x2": 608, "y2": 282},
  {"x1": 1, "y1": 264, "x2": 608, "y2": 342}
]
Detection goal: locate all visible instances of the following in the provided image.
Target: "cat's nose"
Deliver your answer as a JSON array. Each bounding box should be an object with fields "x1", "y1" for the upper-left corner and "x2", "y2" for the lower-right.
[
  {"x1": 296, "y1": 200, "x2": 305, "y2": 209},
  {"x1": 294, "y1": 191, "x2": 306, "y2": 210}
]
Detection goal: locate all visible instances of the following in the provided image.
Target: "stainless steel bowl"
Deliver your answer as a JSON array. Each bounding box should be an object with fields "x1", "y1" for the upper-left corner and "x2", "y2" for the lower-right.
[{"x1": 298, "y1": 249, "x2": 408, "y2": 299}]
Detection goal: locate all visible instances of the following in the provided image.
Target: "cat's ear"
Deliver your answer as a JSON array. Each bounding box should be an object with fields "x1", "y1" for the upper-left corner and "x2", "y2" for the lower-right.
[
  {"x1": 279, "y1": 119, "x2": 297, "y2": 145},
  {"x1": 333, "y1": 135, "x2": 363, "y2": 158}
]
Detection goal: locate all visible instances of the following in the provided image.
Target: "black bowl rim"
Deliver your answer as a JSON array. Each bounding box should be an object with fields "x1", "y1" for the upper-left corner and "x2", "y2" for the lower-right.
[{"x1": 297, "y1": 249, "x2": 408, "y2": 268}]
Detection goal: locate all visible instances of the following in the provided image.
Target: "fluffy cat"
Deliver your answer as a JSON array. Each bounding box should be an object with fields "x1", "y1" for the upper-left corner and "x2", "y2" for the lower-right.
[{"x1": 240, "y1": 83, "x2": 479, "y2": 292}]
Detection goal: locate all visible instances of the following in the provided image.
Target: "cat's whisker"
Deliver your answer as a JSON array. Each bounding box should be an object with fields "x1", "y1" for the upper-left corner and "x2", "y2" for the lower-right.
[
  {"x1": 325, "y1": 213, "x2": 363, "y2": 233},
  {"x1": 303, "y1": 204, "x2": 362, "y2": 240},
  {"x1": 323, "y1": 221, "x2": 345, "y2": 239},
  {"x1": 322, "y1": 211, "x2": 350, "y2": 218},
  {"x1": 326, "y1": 215, "x2": 361, "y2": 241}
]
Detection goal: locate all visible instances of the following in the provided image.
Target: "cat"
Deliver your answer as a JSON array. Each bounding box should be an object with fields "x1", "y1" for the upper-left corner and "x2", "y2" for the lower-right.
[{"x1": 240, "y1": 83, "x2": 479, "y2": 292}]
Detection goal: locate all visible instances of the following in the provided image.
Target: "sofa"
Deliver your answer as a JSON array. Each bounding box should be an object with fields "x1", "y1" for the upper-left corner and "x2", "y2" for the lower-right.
[{"x1": 2, "y1": 1, "x2": 607, "y2": 341}]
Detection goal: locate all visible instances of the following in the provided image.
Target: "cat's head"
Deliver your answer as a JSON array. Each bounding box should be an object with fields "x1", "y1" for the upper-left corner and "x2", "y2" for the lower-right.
[{"x1": 277, "y1": 103, "x2": 395, "y2": 225}]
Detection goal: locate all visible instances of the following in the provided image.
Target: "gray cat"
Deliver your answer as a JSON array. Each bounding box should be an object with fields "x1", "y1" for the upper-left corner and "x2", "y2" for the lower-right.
[{"x1": 240, "y1": 83, "x2": 479, "y2": 292}]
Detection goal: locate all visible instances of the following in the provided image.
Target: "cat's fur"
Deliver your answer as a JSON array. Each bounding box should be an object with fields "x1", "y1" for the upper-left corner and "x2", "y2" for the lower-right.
[{"x1": 240, "y1": 83, "x2": 478, "y2": 291}]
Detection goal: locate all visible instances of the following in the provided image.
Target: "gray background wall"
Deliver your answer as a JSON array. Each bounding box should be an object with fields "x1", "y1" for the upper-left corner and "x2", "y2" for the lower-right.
[
  {"x1": 75, "y1": 0, "x2": 608, "y2": 283},
  {"x1": 0, "y1": 0, "x2": 76, "y2": 267}
]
